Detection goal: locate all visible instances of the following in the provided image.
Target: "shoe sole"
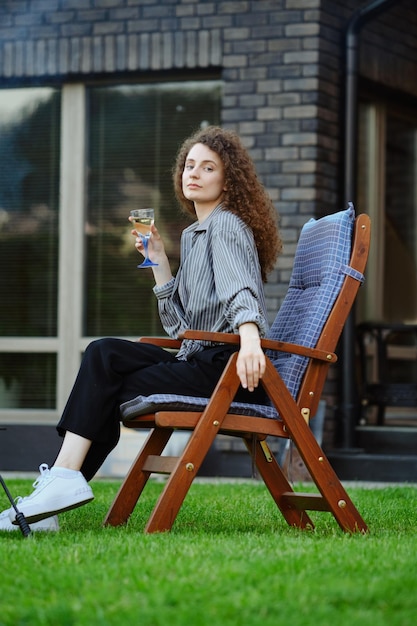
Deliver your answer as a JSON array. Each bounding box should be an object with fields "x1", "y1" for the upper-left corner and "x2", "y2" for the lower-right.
[
  {"x1": 0, "y1": 523, "x2": 59, "y2": 532},
  {"x1": 11, "y1": 493, "x2": 94, "y2": 525}
]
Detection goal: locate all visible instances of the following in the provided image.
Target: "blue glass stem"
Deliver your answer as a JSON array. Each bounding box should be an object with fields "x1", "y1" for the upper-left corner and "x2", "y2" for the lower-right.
[{"x1": 137, "y1": 234, "x2": 158, "y2": 268}]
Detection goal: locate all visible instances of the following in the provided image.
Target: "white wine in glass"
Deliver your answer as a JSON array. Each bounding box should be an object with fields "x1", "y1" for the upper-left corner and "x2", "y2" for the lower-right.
[{"x1": 130, "y1": 208, "x2": 158, "y2": 268}]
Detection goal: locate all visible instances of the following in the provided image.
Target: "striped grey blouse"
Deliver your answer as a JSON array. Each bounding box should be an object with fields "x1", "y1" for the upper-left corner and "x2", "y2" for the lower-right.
[{"x1": 153, "y1": 204, "x2": 269, "y2": 360}]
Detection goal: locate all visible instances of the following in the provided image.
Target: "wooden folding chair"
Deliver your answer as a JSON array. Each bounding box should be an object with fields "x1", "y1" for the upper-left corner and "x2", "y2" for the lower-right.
[{"x1": 104, "y1": 204, "x2": 370, "y2": 533}]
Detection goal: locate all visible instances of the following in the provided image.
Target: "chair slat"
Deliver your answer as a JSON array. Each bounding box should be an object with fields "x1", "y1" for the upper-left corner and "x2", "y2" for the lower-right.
[
  {"x1": 143, "y1": 455, "x2": 179, "y2": 474},
  {"x1": 281, "y1": 492, "x2": 331, "y2": 512}
]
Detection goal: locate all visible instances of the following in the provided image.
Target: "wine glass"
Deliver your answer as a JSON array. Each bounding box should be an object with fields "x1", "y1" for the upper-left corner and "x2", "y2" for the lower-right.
[{"x1": 130, "y1": 208, "x2": 158, "y2": 268}]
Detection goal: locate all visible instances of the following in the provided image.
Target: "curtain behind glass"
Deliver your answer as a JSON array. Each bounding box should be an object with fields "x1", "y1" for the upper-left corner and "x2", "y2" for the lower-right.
[{"x1": 85, "y1": 81, "x2": 221, "y2": 337}]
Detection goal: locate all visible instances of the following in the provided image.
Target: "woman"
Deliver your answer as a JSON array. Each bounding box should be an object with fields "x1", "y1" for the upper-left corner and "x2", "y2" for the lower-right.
[{"x1": 1, "y1": 126, "x2": 282, "y2": 531}]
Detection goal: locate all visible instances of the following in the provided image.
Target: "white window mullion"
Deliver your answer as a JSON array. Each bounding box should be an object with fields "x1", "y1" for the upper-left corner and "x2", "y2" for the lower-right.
[{"x1": 57, "y1": 84, "x2": 86, "y2": 412}]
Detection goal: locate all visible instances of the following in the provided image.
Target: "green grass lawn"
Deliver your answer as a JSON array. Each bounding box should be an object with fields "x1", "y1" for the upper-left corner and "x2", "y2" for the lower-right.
[{"x1": 0, "y1": 479, "x2": 416, "y2": 626}]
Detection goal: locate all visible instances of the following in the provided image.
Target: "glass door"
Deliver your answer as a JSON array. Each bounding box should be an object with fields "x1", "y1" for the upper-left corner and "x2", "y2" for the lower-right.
[{"x1": 357, "y1": 101, "x2": 417, "y2": 427}]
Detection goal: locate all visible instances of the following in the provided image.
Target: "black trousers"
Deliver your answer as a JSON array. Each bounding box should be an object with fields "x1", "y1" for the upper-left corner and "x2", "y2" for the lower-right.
[{"x1": 56, "y1": 338, "x2": 266, "y2": 480}]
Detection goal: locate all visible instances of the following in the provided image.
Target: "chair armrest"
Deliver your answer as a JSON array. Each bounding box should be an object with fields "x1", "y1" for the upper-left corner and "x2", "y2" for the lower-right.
[
  {"x1": 181, "y1": 330, "x2": 241, "y2": 345},
  {"x1": 182, "y1": 330, "x2": 337, "y2": 363},
  {"x1": 137, "y1": 337, "x2": 182, "y2": 349},
  {"x1": 261, "y1": 338, "x2": 337, "y2": 362}
]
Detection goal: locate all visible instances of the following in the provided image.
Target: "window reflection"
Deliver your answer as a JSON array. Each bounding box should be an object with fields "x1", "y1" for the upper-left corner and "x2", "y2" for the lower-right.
[
  {"x1": 0, "y1": 87, "x2": 60, "y2": 337},
  {"x1": 0, "y1": 353, "x2": 56, "y2": 409}
]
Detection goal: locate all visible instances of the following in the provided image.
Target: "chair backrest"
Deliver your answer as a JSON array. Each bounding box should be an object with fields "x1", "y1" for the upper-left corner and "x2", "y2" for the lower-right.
[{"x1": 266, "y1": 203, "x2": 362, "y2": 400}]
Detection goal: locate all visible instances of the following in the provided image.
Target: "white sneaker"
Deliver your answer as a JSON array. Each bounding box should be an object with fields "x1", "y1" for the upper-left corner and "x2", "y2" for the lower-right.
[
  {"x1": 0, "y1": 506, "x2": 59, "y2": 532},
  {"x1": 9, "y1": 463, "x2": 94, "y2": 525}
]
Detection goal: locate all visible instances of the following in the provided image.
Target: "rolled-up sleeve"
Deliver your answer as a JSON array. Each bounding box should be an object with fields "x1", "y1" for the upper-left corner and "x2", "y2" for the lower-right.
[
  {"x1": 153, "y1": 277, "x2": 175, "y2": 300},
  {"x1": 153, "y1": 277, "x2": 186, "y2": 339}
]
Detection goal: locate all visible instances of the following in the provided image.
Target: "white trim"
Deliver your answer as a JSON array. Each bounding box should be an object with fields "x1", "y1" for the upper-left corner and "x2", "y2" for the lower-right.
[
  {"x1": 0, "y1": 338, "x2": 59, "y2": 352},
  {"x1": 57, "y1": 84, "x2": 86, "y2": 412},
  {"x1": 361, "y1": 102, "x2": 386, "y2": 320},
  {"x1": 0, "y1": 410, "x2": 58, "y2": 425}
]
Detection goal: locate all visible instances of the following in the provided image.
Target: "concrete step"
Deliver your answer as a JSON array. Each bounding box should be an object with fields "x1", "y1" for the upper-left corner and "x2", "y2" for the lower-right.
[
  {"x1": 356, "y1": 425, "x2": 417, "y2": 455},
  {"x1": 327, "y1": 449, "x2": 417, "y2": 482}
]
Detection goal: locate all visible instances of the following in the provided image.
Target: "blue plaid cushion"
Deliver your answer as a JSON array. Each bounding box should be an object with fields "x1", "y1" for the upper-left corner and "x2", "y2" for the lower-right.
[
  {"x1": 120, "y1": 204, "x2": 362, "y2": 422},
  {"x1": 266, "y1": 202, "x2": 359, "y2": 399},
  {"x1": 121, "y1": 393, "x2": 279, "y2": 421}
]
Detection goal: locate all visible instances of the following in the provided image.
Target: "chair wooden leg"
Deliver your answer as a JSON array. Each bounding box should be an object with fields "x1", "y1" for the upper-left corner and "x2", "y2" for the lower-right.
[
  {"x1": 263, "y1": 360, "x2": 368, "y2": 533},
  {"x1": 143, "y1": 354, "x2": 242, "y2": 533},
  {"x1": 244, "y1": 437, "x2": 316, "y2": 529},
  {"x1": 144, "y1": 461, "x2": 195, "y2": 533},
  {"x1": 144, "y1": 414, "x2": 223, "y2": 533},
  {"x1": 295, "y1": 436, "x2": 367, "y2": 532},
  {"x1": 103, "y1": 427, "x2": 173, "y2": 527}
]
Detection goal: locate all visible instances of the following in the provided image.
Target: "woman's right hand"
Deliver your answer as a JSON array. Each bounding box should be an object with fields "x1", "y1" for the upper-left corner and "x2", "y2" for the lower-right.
[
  {"x1": 130, "y1": 220, "x2": 172, "y2": 284},
  {"x1": 130, "y1": 221, "x2": 163, "y2": 258}
]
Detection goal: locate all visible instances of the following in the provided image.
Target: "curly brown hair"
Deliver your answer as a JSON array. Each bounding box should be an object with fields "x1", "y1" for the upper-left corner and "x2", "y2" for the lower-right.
[{"x1": 173, "y1": 126, "x2": 282, "y2": 281}]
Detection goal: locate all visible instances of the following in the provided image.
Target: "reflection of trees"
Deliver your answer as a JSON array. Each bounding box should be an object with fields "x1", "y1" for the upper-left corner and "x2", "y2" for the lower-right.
[
  {"x1": 0, "y1": 127, "x2": 32, "y2": 211},
  {"x1": 0, "y1": 91, "x2": 60, "y2": 338},
  {"x1": 0, "y1": 91, "x2": 60, "y2": 217},
  {"x1": 0, "y1": 232, "x2": 58, "y2": 336}
]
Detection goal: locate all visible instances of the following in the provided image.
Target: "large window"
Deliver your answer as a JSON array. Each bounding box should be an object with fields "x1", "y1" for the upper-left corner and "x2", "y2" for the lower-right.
[
  {"x1": 0, "y1": 80, "x2": 221, "y2": 421},
  {"x1": 85, "y1": 81, "x2": 221, "y2": 337},
  {"x1": 0, "y1": 88, "x2": 60, "y2": 410}
]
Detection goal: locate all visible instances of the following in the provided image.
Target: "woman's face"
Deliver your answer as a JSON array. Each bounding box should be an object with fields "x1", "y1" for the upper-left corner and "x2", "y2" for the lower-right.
[{"x1": 182, "y1": 143, "x2": 226, "y2": 213}]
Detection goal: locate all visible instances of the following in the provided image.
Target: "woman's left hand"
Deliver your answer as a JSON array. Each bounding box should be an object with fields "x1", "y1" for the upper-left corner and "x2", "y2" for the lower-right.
[{"x1": 236, "y1": 323, "x2": 266, "y2": 392}]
